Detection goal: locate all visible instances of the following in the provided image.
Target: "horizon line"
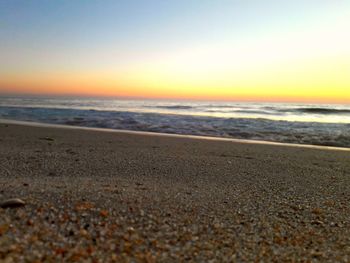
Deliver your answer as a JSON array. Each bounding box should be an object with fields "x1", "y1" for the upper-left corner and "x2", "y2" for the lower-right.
[{"x1": 0, "y1": 92, "x2": 349, "y2": 105}]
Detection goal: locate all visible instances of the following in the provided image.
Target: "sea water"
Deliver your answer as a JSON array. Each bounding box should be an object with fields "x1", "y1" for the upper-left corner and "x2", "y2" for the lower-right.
[{"x1": 0, "y1": 96, "x2": 349, "y2": 147}]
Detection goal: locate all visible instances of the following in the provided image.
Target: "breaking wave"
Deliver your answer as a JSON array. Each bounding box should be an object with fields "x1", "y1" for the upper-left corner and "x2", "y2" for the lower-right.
[
  {"x1": 291, "y1": 108, "x2": 350, "y2": 114},
  {"x1": 0, "y1": 106, "x2": 349, "y2": 148}
]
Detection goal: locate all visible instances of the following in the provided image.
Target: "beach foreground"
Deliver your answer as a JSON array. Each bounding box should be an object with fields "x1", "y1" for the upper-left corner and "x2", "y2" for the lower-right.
[{"x1": 0, "y1": 123, "x2": 350, "y2": 262}]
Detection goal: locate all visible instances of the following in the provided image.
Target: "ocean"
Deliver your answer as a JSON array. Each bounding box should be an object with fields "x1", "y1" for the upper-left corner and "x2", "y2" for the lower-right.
[{"x1": 0, "y1": 96, "x2": 350, "y2": 148}]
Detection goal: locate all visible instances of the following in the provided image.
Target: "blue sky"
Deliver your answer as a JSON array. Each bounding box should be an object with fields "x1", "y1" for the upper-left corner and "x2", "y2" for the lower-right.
[{"x1": 1, "y1": 0, "x2": 345, "y2": 52}]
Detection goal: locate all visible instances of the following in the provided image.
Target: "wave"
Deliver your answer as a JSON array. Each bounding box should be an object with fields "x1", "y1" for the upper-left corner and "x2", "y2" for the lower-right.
[
  {"x1": 292, "y1": 108, "x2": 350, "y2": 114},
  {"x1": 150, "y1": 105, "x2": 194, "y2": 110},
  {"x1": 258, "y1": 107, "x2": 350, "y2": 115},
  {"x1": 147, "y1": 105, "x2": 350, "y2": 116},
  {"x1": 0, "y1": 106, "x2": 349, "y2": 148},
  {"x1": 204, "y1": 109, "x2": 279, "y2": 115}
]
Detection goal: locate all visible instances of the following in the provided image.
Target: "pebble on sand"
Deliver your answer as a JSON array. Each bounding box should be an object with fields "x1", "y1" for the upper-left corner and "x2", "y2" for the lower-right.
[{"x1": 0, "y1": 198, "x2": 26, "y2": 209}]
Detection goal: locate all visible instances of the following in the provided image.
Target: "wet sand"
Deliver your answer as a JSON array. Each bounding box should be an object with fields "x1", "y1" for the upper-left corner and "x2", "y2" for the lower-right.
[{"x1": 0, "y1": 122, "x2": 350, "y2": 262}]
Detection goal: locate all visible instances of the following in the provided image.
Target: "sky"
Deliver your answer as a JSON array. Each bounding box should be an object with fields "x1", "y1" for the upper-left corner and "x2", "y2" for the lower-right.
[{"x1": 0, "y1": 0, "x2": 349, "y2": 103}]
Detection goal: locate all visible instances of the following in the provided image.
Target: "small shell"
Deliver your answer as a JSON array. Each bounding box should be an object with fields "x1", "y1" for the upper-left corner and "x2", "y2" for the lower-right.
[{"x1": 0, "y1": 198, "x2": 26, "y2": 209}]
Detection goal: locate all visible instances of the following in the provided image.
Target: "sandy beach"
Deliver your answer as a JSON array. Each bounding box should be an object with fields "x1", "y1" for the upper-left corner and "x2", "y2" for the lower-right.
[{"x1": 0, "y1": 122, "x2": 350, "y2": 262}]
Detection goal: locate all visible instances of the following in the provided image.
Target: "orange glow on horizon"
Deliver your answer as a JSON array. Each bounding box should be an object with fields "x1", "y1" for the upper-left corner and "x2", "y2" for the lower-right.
[
  {"x1": 1, "y1": 82, "x2": 349, "y2": 104},
  {"x1": 1, "y1": 56, "x2": 349, "y2": 104},
  {"x1": 1, "y1": 41, "x2": 349, "y2": 104},
  {"x1": 1, "y1": 46, "x2": 349, "y2": 104}
]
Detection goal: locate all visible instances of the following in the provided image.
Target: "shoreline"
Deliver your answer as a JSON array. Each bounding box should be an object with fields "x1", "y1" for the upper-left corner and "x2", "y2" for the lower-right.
[{"x1": 1, "y1": 118, "x2": 349, "y2": 152}]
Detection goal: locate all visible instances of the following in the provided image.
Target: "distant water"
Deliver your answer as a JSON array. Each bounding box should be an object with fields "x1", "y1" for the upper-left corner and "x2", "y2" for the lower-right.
[{"x1": 0, "y1": 96, "x2": 350, "y2": 148}]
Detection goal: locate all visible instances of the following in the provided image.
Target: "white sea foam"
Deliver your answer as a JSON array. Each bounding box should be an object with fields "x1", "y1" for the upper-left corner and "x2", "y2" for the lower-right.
[{"x1": 0, "y1": 96, "x2": 349, "y2": 147}]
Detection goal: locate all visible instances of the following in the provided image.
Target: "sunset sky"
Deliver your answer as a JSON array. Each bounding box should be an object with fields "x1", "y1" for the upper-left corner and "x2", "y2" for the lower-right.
[{"x1": 0, "y1": 0, "x2": 349, "y2": 103}]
